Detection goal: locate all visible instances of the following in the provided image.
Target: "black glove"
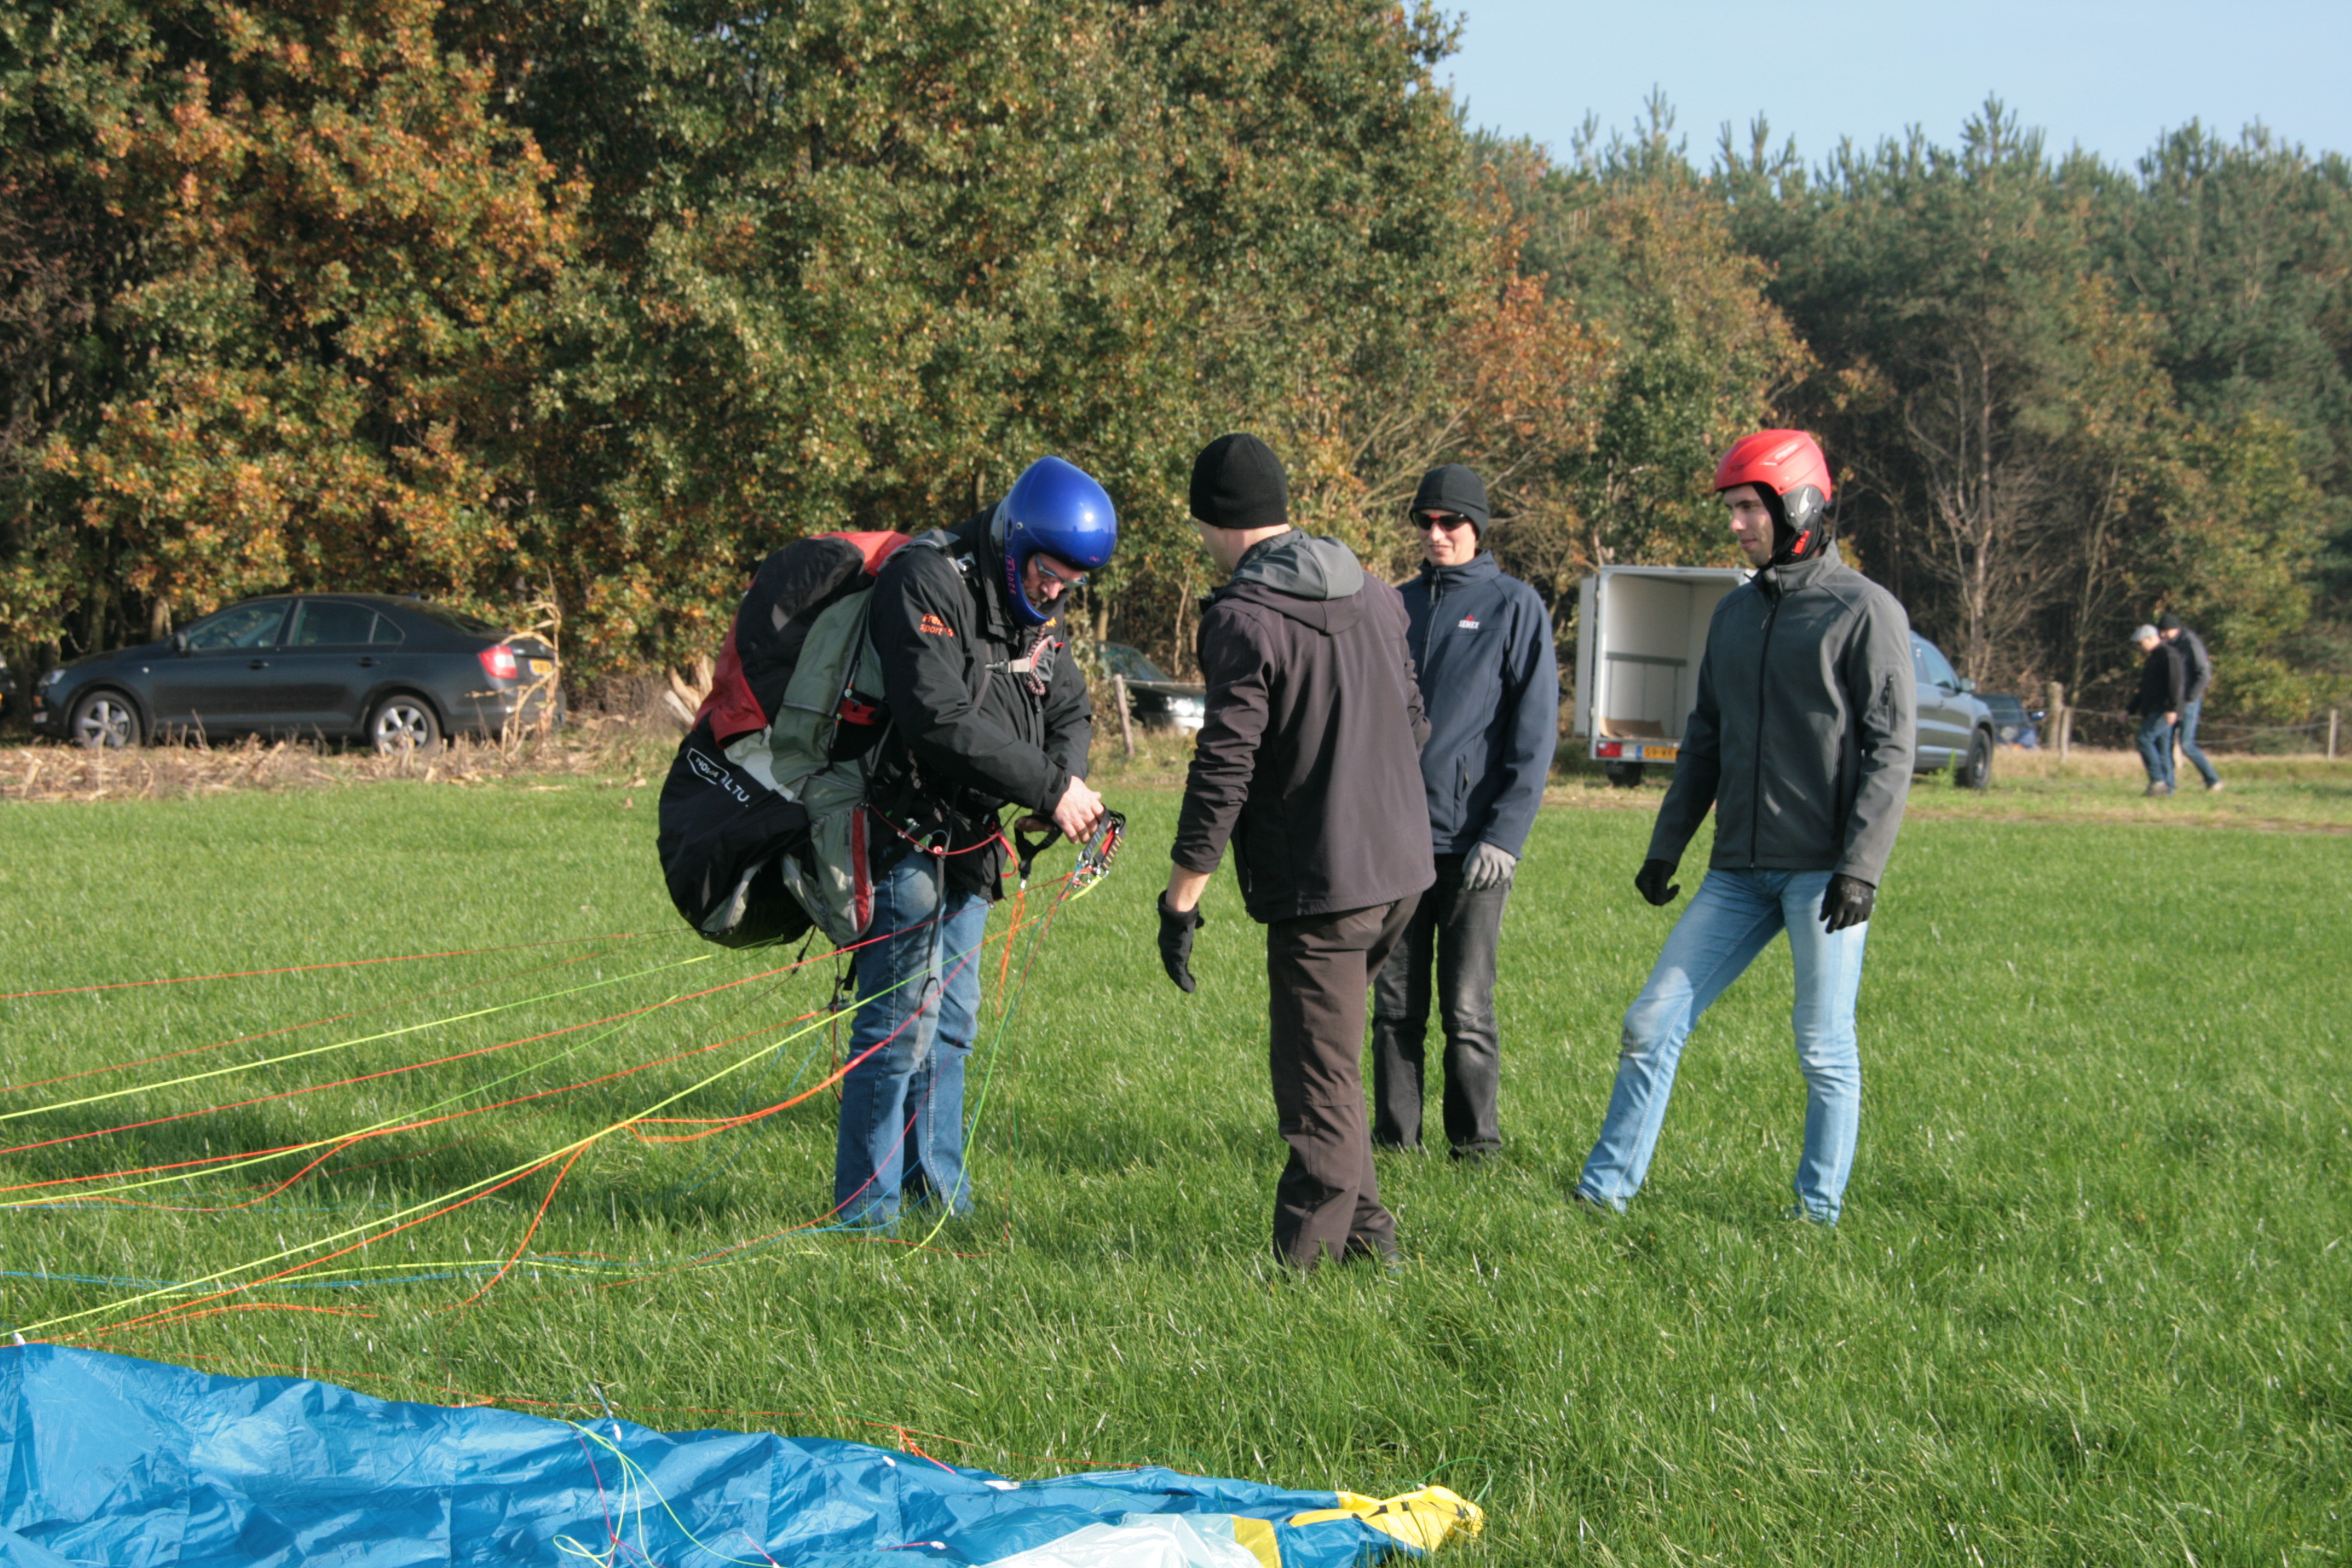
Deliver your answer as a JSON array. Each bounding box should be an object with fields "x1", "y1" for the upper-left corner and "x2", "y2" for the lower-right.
[
  {"x1": 1157, "y1": 897, "x2": 1206, "y2": 993},
  {"x1": 1820, "y1": 874, "x2": 1876, "y2": 932},
  {"x1": 1633, "y1": 858, "x2": 1681, "y2": 907}
]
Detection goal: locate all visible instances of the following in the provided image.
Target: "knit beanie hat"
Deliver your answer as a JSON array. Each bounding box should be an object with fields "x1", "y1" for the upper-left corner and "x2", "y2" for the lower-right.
[
  {"x1": 1189, "y1": 434, "x2": 1289, "y2": 531},
  {"x1": 1410, "y1": 463, "x2": 1490, "y2": 531}
]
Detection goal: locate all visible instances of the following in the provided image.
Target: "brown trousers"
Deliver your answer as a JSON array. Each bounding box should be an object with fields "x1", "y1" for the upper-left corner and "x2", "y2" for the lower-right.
[{"x1": 1264, "y1": 898, "x2": 1416, "y2": 1270}]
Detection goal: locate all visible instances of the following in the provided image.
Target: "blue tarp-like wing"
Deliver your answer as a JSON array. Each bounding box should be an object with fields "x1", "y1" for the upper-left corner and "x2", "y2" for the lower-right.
[{"x1": 0, "y1": 1345, "x2": 1400, "y2": 1568}]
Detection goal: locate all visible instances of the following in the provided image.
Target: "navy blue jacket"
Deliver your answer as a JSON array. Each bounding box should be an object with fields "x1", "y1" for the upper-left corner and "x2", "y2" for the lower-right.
[{"x1": 1399, "y1": 553, "x2": 1560, "y2": 857}]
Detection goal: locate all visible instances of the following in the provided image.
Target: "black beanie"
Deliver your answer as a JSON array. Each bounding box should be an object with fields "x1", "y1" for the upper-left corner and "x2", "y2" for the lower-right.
[
  {"x1": 2157, "y1": 612, "x2": 2184, "y2": 632},
  {"x1": 1411, "y1": 463, "x2": 1489, "y2": 529},
  {"x1": 1189, "y1": 433, "x2": 1289, "y2": 531}
]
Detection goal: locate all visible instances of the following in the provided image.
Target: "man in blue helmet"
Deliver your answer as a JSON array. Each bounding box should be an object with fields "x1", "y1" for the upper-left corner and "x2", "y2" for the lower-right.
[{"x1": 834, "y1": 456, "x2": 1116, "y2": 1227}]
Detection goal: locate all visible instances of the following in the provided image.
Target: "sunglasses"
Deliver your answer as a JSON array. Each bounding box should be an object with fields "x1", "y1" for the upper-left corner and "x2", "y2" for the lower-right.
[
  {"x1": 1414, "y1": 511, "x2": 1476, "y2": 533},
  {"x1": 1030, "y1": 555, "x2": 1088, "y2": 590}
]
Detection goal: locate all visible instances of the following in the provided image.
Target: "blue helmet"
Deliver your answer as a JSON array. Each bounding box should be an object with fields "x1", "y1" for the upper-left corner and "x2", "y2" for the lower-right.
[{"x1": 995, "y1": 456, "x2": 1118, "y2": 627}]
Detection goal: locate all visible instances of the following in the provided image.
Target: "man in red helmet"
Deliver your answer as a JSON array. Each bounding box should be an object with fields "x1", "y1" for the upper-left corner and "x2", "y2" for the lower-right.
[{"x1": 1574, "y1": 431, "x2": 1915, "y2": 1226}]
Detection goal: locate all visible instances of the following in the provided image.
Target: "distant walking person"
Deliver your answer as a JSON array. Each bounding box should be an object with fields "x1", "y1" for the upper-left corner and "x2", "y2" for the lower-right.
[
  {"x1": 1157, "y1": 433, "x2": 1434, "y2": 1272},
  {"x1": 2128, "y1": 624, "x2": 2185, "y2": 797},
  {"x1": 1369, "y1": 464, "x2": 1558, "y2": 1164},
  {"x1": 2158, "y1": 613, "x2": 2221, "y2": 791},
  {"x1": 1574, "y1": 431, "x2": 1913, "y2": 1226}
]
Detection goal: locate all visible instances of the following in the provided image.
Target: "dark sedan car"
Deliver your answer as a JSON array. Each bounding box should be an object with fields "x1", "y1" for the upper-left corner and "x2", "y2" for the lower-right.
[
  {"x1": 29, "y1": 593, "x2": 561, "y2": 753},
  {"x1": 1099, "y1": 642, "x2": 1206, "y2": 732}
]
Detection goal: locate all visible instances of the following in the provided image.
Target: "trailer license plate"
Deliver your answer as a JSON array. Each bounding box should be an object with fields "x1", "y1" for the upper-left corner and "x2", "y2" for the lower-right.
[{"x1": 1631, "y1": 743, "x2": 1677, "y2": 762}]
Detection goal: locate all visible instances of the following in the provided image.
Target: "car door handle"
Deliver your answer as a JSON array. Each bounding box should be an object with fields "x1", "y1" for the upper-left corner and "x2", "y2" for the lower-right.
[
  {"x1": 247, "y1": 659, "x2": 270, "y2": 670},
  {"x1": 357, "y1": 657, "x2": 379, "y2": 668}
]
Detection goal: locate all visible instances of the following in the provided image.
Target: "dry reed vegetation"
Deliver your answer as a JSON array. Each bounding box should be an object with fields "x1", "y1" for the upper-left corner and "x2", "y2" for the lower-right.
[{"x1": 0, "y1": 713, "x2": 679, "y2": 805}]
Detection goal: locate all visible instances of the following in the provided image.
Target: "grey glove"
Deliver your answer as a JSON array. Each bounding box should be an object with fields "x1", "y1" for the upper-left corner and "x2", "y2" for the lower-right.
[{"x1": 1461, "y1": 842, "x2": 1517, "y2": 891}]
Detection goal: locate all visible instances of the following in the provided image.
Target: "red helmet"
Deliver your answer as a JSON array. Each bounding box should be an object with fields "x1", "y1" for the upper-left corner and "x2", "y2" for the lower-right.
[{"x1": 1714, "y1": 430, "x2": 1834, "y2": 563}]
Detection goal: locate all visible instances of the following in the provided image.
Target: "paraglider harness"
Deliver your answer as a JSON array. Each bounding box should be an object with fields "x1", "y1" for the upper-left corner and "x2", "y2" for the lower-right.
[{"x1": 656, "y1": 529, "x2": 1119, "y2": 951}]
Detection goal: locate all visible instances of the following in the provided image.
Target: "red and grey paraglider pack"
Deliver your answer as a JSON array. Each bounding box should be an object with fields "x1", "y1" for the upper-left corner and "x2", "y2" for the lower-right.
[{"x1": 656, "y1": 531, "x2": 912, "y2": 949}]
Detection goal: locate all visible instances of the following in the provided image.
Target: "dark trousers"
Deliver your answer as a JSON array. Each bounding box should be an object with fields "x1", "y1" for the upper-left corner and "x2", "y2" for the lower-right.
[
  {"x1": 1369, "y1": 854, "x2": 1508, "y2": 1154},
  {"x1": 1266, "y1": 898, "x2": 1416, "y2": 1270}
]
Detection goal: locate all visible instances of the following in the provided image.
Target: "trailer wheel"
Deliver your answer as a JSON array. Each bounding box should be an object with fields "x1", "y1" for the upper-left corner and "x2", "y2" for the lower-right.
[{"x1": 1602, "y1": 762, "x2": 1646, "y2": 789}]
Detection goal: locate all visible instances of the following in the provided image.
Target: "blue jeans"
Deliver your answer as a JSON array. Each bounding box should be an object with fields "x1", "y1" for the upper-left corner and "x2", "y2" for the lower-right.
[
  {"x1": 2175, "y1": 699, "x2": 2218, "y2": 787},
  {"x1": 832, "y1": 852, "x2": 987, "y2": 1225},
  {"x1": 2136, "y1": 713, "x2": 2176, "y2": 788},
  {"x1": 1578, "y1": 868, "x2": 1868, "y2": 1223}
]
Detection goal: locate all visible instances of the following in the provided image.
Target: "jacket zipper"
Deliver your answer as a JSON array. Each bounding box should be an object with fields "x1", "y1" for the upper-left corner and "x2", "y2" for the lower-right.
[{"x1": 1748, "y1": 584, "x2": 1778, "y2": 868}]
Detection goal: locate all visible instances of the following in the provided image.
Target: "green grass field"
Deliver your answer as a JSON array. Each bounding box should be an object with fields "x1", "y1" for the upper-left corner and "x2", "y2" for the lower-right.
[{"x1": 2, "y1": 769, "x2": 2347, "y2": 1564}]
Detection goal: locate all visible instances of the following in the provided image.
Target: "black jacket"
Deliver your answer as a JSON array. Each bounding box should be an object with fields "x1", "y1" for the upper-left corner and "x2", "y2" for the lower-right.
[
  {"x1": 1649, "y1": 544, "x2": 1915, "y2": 885},
  {"x1": 1174, "y1": 532, "x2": 1435, "y2": 923},
  {"x1": 2171, "y1": 627, "x2": 2212, "y2": 704},
  {"x1": 2130, "y1": 641, "x2": 2185, "y2": 717},
  {"x1": 867, "y1": 509, "x2": 1091, "y2": 895},
  {"x1": 1399, "y1": 552, "x2": 1558, "y2": 857}
]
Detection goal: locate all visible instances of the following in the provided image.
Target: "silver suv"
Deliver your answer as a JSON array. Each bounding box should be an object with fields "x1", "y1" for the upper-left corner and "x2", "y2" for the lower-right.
[{"x1": 1910, "y1": 633, "x2": 1997, "y2": 789}]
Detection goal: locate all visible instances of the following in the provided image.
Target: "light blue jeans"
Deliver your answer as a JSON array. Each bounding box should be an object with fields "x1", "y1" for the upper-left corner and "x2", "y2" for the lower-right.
[
  {"x1": 1578, "y1": 867, "x2": 1868, "y2": 1223},
  {"x1": 2135, "y1": 713, "x2": 2177, "y2": 789},
  {"x1": 832, "y1": 852, "x2": 987, "y2": 1226}
]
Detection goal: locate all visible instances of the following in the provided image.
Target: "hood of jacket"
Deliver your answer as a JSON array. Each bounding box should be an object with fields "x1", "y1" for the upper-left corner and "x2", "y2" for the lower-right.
[{"x1": 1218, "y1": 531, "x2": 1367, "y2": 633}]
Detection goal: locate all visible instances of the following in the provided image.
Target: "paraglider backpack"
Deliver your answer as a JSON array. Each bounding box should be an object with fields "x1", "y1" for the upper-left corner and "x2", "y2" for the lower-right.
[{"x1": 656, "y1": 531, "x2": 918, "y2": 950}]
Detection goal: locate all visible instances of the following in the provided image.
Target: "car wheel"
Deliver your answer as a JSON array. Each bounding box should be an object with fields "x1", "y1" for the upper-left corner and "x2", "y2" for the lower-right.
[
  {"x1": 368, "y1": 694, "x2": 442, "y2": 756},
  {"x1": 69, "y1": 690, "x2": 143, "y2": 749},
  {"x1": 1954, "y1": 729, "x2": 1993, "y2": 791},
  {"x1": 1602, "y1": 761, "x2": 1646, "y2": 789}
]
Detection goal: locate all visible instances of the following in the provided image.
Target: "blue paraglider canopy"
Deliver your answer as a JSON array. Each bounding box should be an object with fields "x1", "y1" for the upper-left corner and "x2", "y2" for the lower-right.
[{"x1": 0, "y1": 1345, "x2": 1472, "y2": 1567}]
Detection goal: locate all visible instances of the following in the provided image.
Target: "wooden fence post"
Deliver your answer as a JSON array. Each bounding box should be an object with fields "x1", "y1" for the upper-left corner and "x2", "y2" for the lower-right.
[
  {"x1": 2044, "y1": 681, "x2": 2065, "y2": 765},
  {"x1": 1112, "y1": 675, "x2": 1135, "y2": 759},
  {"x1": 2330, "y1": 708, "x2": 2341, "y2": 760}
]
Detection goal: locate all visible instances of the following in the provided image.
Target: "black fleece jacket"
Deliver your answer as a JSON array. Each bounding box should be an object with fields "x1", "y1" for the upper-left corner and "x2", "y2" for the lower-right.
[
  {"x1": 1173, "y1": 532, "x2": 1434, "y2": 923},
  {"x1": 2129, "y1": 641, "x2": 2186, "y2": 717}
]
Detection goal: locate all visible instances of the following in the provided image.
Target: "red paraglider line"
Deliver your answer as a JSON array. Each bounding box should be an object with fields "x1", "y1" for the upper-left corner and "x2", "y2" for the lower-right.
[
  {"x1": 0, "y1": 948, "x2": 618, "y2": 1095},
  {"x1": 0, "y1": 933, "x2": 661, "y2": 1001}
]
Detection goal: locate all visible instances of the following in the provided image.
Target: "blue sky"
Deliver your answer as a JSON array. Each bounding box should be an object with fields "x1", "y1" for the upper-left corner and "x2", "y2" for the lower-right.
[{"x1": 1440, "y1": 1, "x2": 2351, "y2": 174}]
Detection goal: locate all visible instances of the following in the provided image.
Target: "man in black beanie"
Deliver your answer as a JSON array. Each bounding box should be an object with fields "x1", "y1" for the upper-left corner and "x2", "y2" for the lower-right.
[
  {"x1": 1156, "y1": 433, "x2": 1436, "y2": 1271},
  {"x1": 1370, "y1": 463, "x2": 1558, "y2": 1164}
]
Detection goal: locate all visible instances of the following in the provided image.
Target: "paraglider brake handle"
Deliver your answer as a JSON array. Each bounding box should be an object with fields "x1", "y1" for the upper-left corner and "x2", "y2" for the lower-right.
[{"x1": 1013, "y1": 818, "x2": 1062, "y2": 884}]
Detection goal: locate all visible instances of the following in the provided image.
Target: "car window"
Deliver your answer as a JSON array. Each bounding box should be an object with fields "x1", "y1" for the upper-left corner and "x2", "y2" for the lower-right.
[
  {"x1": 368, "y1": 615, "x2": 404, "y2": 645},
  {"x1": 1099, "y1": 642, "x2": 1169, "y2": 682},
  {"x1": 1916, "y1": 639, "x2": 1961, "y2": 691},
  {"x1": 1984, "y1": 695, "x2": 2025, "y2": 722},
  {"x1": 289, "y1": 600, "x2": 381, "y2": 647},
  {"x1": 183, "y1": 601, "x2": 289, "y2": 651},
  {"x1": 406, "y1": 603, "x2": 505, "y2": 637}
]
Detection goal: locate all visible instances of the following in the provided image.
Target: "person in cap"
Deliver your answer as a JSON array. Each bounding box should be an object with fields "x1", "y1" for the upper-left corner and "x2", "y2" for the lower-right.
[
  {"x1": 2157, "y1": 613, "x2": 2221, "y2": 792},
  {"x1": 1367, "y1": 464, "x2": 1559, "y2": 1163},
  {"x1": 1155, "y1": 433, "x2": 1435, "y2": 1271},
  {"x1": 1574, "y1": 431, "x2": 1914, "y2": 1226},
  {"x1": 834, "y1": 456, "x2": 1115, "y2": 1226},
  {"x1": 2127, "y1": 623, "x2": 2186, "y2": 798}
]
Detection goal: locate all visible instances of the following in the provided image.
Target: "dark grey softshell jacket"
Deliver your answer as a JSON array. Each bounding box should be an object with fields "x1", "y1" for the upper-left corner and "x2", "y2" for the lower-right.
[
  {"x1": 1647, "y1": 545, "x2": 1916, "y2": 886},
  {"x1": 1174, "y1": 532, "x2": 1436, "y2": 923}
]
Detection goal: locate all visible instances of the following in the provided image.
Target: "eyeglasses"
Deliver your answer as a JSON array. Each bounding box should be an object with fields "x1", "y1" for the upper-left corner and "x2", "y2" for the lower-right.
[
  {"x1": 1030, "y1": 555, "x2": 1088, "y2": 590},
  {"x1": 1414, "y1": 511, "x2": 1475, "y2": 533}
]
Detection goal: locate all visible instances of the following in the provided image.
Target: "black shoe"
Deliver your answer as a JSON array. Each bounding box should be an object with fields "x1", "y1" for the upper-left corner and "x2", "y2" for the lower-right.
[{"x1": 1449, "y1": 1145, "x2": 1499, "y2": 1168}]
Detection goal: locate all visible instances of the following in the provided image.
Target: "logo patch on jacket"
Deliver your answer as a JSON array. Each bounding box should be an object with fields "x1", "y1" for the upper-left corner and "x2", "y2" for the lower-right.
[
  {"x1": 918, "y1": 613, "x2": 955, "y2": 637},
  {"x1": 1457, "y1": 616, "x2": 1481, "y2": 630}
]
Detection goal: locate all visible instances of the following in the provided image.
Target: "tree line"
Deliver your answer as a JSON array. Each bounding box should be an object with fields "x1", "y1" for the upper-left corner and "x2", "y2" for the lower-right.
[{"x1": 4, "y1": 0, "x2": 2346, "y2": 727}]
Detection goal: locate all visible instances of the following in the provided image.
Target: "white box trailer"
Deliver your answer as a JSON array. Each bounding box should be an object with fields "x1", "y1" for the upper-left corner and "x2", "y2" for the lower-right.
[{"x1": 1571, "y1": 564, "x2": 1751, "y2": 785}]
